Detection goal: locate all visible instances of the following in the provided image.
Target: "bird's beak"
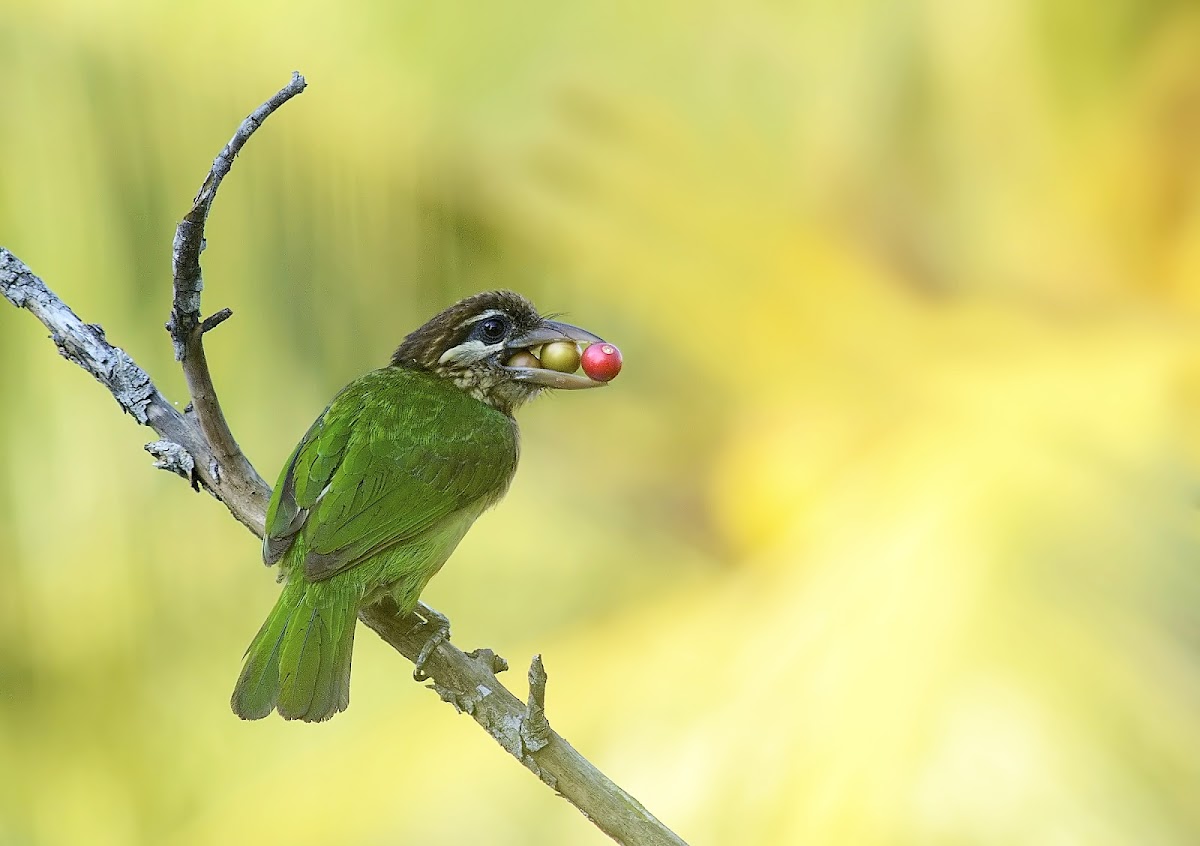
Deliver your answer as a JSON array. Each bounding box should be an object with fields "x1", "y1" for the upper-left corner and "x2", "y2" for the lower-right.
[
  {"x1": 508, "y1": 319, "x2": 605, "y2": 348},
  {"x1": 503, "y1": 319, "x2": 609, "y2": 390}
]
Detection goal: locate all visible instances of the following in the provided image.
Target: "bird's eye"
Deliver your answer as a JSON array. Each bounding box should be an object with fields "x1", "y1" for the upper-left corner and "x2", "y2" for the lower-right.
[{"x1": 476, "y1": 316, "x2": 508, "y2": 343}]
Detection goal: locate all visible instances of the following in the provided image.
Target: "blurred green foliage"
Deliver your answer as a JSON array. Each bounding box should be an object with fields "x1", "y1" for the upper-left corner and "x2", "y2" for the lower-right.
[{"x1": 3, "y1": 1, "x2": 1200, "y2": 844}]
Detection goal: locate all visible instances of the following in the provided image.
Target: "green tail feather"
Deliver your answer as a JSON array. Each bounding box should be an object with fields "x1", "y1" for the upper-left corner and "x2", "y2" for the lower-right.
[{"x1": 231, "y1": 581, "x2": 358, "y2": 722}]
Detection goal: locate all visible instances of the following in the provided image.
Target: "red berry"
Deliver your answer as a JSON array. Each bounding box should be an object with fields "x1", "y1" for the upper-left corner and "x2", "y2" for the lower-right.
[{"x1": 580, "y1": 343, "x2": 622, "y2": 382}]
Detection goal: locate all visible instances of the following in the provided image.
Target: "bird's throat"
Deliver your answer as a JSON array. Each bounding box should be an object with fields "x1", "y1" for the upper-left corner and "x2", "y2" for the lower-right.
[{"x1": 433, "y1": 362, "x2": 540, "y2": 416}]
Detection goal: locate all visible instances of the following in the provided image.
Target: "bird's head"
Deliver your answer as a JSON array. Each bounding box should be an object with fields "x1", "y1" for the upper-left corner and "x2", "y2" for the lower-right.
[{"x1": 391, "y1": 290, "x2": 608, "y2": 414}]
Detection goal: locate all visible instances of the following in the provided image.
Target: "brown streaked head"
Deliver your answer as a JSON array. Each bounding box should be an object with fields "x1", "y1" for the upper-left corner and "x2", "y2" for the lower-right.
[{"x1": 391, "y1": 290, "x2": 608, "y2": 414}]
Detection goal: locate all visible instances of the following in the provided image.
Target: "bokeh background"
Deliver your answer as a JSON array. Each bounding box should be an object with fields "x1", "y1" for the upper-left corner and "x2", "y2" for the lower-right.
[{"x1": 3, "y1": 1, "x2": 1200, "y2": 844}]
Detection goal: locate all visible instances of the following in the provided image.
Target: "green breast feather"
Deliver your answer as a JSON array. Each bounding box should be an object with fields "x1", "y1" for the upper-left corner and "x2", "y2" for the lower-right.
[{"x1": 265, "y1": 366, "x2": 519, "y2": 581}]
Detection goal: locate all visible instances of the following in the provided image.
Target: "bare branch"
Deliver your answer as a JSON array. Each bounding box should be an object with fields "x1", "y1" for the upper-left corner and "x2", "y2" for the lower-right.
[
  {"x1": 200, "y1": 308, "x2": 234, "y2": 335},
  {"x1": 168, "y1": 70, "x2": 307, "y2": 356},
  {"x1": 0, "y1": 249, "x2": 267, "y2": 535},
  {"x1": 360, "y1": 603, "x2": 687, "y2": 846},
  {"x1": 165, "y1": 71, "x2": 307, "y2": 507},
  {"x1": 1, "y1": 73, "x2": 688, "y2": 846},
  {"x1": 524, "y1": 654, "x2": 551, "y2": 752}
]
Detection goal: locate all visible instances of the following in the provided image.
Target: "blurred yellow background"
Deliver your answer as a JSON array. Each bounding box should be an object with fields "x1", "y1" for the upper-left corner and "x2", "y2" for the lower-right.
[{"x1": 3, "y1": 1, "x2": 1200, "y2": 844}]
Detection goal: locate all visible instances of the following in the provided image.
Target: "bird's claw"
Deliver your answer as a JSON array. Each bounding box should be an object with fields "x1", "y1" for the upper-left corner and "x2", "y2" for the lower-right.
[{"x1": 412, "y1": 602, "x2": 451, "y2": 681}]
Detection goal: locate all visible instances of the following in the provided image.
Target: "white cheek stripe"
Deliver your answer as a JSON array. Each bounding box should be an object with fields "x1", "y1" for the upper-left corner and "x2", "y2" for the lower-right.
[{"x1": 439, "y1": 338, "x2": 504, "y2": 365}]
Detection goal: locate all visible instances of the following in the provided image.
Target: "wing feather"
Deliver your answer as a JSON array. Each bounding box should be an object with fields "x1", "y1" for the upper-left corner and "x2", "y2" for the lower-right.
[{"x1": 260, "y1": 368, "x2": 518, "y2": 582}]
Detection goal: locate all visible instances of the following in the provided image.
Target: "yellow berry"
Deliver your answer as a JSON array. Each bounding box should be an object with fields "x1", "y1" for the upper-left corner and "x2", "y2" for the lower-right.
[
  {"x1": 506, "y1": 351, "x2": 541, "y2": 369},
  {"x1": 539, "y1": 341, "x2": 581, "y2": 373}
]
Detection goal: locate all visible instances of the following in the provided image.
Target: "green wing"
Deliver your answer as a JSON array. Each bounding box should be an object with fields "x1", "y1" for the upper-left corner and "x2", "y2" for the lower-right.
[{"x1": 263, "y1": 368, "x2": 519, "y2": 581}]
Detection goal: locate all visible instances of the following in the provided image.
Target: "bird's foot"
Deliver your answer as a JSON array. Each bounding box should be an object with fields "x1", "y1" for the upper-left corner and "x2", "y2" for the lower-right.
[{"x1": 412, "y1": 601, "x2": 451, "y2": 682}]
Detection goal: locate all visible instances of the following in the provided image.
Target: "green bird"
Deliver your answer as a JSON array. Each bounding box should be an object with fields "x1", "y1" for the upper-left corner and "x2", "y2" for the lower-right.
[{"x1": 231, "y1": 291, "x2": 607, "y2": 722}]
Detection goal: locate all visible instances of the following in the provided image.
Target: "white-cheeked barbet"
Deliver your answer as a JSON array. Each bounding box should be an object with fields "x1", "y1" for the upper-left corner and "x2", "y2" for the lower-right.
[{"x1": 232, "y1": 291, "x2": 609, "y2": 722}]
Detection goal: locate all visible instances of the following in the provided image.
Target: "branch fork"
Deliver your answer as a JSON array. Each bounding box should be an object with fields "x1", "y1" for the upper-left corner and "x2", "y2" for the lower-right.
[{"x1": 0, "y1": 73, "x2": 686, "y2": 846}]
